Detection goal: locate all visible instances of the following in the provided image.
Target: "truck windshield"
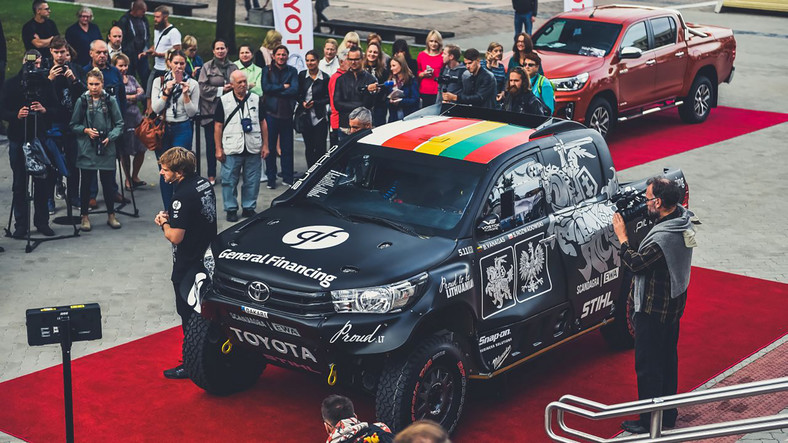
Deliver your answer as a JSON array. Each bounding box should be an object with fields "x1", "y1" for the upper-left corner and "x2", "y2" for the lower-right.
[
  {"x1": 295, "y1": 143, "x2": 484, "y2": 237},
  {"x1": 533, "y1": 19, "x2": 622, "y2": 57}
]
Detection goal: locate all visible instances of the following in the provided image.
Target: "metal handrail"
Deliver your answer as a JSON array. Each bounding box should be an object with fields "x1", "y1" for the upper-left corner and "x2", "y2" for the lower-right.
[{"x1": 545, "y1": 377, "x2": 788, "y2": 442}]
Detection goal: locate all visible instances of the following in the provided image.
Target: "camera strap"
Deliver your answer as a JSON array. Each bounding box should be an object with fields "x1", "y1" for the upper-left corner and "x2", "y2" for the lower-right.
[
  {"x1": 224, "y1": 93, "x2": 250, "y2": 127},
  {"x1": 155, "y1": 26, "x2": 175, "y2": 52}
]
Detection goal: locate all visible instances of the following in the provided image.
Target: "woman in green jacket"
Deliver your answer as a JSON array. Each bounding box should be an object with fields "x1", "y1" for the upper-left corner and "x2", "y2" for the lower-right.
[{"x1": 70, "y1": 68, "x2": 125, "y2": 232}]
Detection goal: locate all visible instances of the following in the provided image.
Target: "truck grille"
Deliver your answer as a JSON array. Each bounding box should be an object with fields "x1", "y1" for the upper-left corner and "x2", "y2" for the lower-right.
[{"x1": 212, "y1": 271, "x2": 334, "y2": 317}]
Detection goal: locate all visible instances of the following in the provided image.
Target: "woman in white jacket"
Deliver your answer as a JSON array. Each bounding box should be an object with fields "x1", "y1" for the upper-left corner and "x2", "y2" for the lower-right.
[{"x1": 151, "y1": 49, "x2": 200, "y2": 209}]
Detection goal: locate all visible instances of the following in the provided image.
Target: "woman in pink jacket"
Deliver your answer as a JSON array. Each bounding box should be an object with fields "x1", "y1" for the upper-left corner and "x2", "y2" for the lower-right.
[{"x1": 416, "y1": 30, "x2": 443, "y2": 108}]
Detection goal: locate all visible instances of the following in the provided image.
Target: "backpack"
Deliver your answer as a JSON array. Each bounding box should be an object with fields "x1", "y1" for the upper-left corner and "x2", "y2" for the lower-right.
[
  {"x1": 534, "y1": 75, "x2": 555, "y2": 96},
  {"x1": 353, "y1": 424, "x2": 395, "y2": 443}
]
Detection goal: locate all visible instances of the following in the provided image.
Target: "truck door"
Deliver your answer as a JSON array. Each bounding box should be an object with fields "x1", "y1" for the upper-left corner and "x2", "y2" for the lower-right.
[
  {"x1": 538, "y1": 135, "x2": 622, "y2": 330},
  {"x1": 650, "y1": 16, "x2": 688, "y2": 99},
  {"x1": 616, "y1": 21, "x2": 656, "y2": 110},
  {"x1": 473, "y1": 154, "x2": 566, "y2": 371}
]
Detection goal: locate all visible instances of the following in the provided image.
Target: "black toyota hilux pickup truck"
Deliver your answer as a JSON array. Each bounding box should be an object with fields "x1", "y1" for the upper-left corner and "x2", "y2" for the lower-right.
[{"x1": 184, "y1": 104, "x2": 689, "y2": 433}]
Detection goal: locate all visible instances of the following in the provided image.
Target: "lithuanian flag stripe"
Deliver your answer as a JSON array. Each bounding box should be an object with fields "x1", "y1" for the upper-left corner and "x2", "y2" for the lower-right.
[
  {"x1": 380, "y1": 118, "x2": 478, "y2": 151},
  {"x1": 413, "y1": 121, "x2": 508, "y2": 155}
]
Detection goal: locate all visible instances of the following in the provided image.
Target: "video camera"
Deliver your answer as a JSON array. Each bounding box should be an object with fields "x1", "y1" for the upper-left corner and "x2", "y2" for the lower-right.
[
  {"x1": 21, "y1": 53, "x2": 50, "y2": 104},
  {"x1": 612, "y1": 188, "x2": 649, "y2": 223},
  {"x1": 438, "y1": 73, "x2": 461, "y2": 93}
]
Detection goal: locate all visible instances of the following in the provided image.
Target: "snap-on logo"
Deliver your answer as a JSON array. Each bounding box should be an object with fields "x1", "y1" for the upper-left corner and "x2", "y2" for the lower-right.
[{"x1": 282, "y1": 225, "x2": 349, "y2": 250}]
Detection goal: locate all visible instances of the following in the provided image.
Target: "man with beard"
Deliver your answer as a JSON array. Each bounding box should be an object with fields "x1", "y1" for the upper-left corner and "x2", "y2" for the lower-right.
[
  {"x1": 501, "y1": 67, "x2": 550, "y2": 116},
  {"x1": 145, "y1": 5, "x2": 181, "y2": 98},
  {"x1": 116, "y1": 0, "x2": 150, "y2": 83},
  {"x1": 107, "y1": 26, "x2": 124, "y2": 61},
  {"x1": 612, "y1": 177, "x2": 696, "y2": 434}
]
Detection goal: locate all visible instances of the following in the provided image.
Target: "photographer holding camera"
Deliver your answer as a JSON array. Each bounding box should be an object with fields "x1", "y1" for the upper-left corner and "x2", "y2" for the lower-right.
[
  {"x1": 69, "y1": 68, "x2": 125, "y2": 232},
  {"x1": 612, "y1": 177, "x2": 696, "y2": 434},
  {"x1": 48, "y1": 36, "x2": 86, "y2": 210},
  {"x1": 0, "y1": 50, "x2": 57, "y2": 237}
]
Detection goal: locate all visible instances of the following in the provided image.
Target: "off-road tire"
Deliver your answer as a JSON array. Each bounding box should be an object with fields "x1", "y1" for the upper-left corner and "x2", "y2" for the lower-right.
[
  {"x1": 183, "y1": 314, "x2": 266, "y2": 395},
  {"x1": 585, "y1": 97, "x2": 614, "y2": 139},
  {"x1": 376, "y1": 333, "x2": 468, "y2": 433},
  {"x1": 600, "y1": 273, "x2": 635, "y2": 349},
  {"x1": 679, "y1": 75, "x2": 713, "y2": 124}
]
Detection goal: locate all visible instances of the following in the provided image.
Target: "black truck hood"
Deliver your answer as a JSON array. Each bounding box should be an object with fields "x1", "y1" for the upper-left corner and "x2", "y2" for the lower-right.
[{"x1": 212, "y1": 206, "x2": 457, "y2": 291}]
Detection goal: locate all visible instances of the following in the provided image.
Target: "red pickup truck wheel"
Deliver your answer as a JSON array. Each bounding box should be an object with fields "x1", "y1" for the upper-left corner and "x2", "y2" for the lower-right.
[
  {"x1": 585, "y1": 97, "x2": 614, "y2": 138},
  {"x1": 680, "y1": 75, "x2": 713, "y2": 124}
]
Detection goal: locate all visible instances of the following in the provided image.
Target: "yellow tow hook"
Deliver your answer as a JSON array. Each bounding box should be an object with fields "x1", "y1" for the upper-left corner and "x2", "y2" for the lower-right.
[
  {"x1": 221, "y1": 339, "x2": 233, "y2": 354},
  {"x1": 327, "y1": 363, "x2": 338, "y2": 386}
]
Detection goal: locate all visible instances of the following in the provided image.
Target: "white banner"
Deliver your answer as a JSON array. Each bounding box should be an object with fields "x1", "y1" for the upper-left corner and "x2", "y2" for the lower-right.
[
  {"x1": 272, "y1": 0, "x2": 313, "y2": 72},
  {"x1": 564, "y1": 0, "x2": 593, "y2": 12}
]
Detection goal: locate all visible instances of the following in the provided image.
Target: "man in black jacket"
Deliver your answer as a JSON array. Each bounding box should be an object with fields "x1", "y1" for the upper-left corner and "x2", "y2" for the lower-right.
[
  {"x1": 513, "y1": 0, "x2": 538, "y2": 36},
  {"x1": 48, "y1": 36, "x2": 86, "y2": 209},
  {"x1": 501, "y1": 66, "x2": 550, "y2": 116},
  {"x1": 0, "y1": 50, "x2": 58, "y2": 237},
  {"x1": 441, "y1": 48, "x2": 497, "y2": 110},
  {"x1": 333, "y1": 46, "x2": 376, "y2": 143}
]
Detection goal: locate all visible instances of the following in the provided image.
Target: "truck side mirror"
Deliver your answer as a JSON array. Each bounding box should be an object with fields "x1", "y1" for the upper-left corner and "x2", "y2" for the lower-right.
[
  {"x1": 477, "y1": 213, "x2": 501, "y2": 236},
  {"x1": 619, "y1": 46, "x2": 643, "y2": 59}
]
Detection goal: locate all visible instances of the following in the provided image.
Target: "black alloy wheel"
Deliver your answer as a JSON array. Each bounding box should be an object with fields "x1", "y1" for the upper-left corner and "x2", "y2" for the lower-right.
[
  {"x1": 679, "y1": 75, "x2": 713, "y2": 124},
  {"x1": 585, "y1": 97, "x2": 614, "y2": 139}
]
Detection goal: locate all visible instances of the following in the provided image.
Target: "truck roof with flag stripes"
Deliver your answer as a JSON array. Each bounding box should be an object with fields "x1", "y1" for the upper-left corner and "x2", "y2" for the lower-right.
[{"x1": 183, "y1": 104, "x2": 689, "y2": 434}]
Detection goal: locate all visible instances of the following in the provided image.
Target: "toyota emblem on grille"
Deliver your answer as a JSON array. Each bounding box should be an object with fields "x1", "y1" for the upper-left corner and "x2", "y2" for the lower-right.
[{"x1": 247, "y1": 281, "x2": 270, "y2": 302}]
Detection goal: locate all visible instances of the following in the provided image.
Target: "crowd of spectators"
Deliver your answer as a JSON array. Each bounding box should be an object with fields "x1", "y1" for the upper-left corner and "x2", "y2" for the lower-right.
[{"x1": 0, "y1": 0, "x2": 554, "y2": 234}]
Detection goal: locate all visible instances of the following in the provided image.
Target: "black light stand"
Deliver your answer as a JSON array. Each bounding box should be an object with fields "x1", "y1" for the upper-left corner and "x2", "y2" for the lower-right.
[
  {"x1": 193, "y1": 115, "x2": 202, "y2": 175},
  {"x1": 4, "y1": 112, "x2": 80, "y2": 253},
  {"x1": 26, "y1": 303, "x2": 102, "y2": 443}
]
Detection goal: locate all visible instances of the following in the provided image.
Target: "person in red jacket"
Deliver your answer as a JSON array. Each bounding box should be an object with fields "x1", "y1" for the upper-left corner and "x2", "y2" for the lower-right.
[{"x1": 328, "y1": 52, "x2": 349, "y2": 148}]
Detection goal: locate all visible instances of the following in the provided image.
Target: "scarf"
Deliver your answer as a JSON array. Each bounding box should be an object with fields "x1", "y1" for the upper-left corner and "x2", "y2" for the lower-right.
[
  {"x1": 162, "y1": 70, "x2": 191, "y2": 117},
  {"x1": 239, "y1": 59, "x2": 254, "y2": 68},
  {"x1": 633, "y1": 206, "x2": 697, "y2": 312}
]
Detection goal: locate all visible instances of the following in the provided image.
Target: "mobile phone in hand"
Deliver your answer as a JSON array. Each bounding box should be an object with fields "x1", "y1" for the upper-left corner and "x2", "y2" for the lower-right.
[{"x1": 174, "y1": 70, "x2": 183, "y2": 83}]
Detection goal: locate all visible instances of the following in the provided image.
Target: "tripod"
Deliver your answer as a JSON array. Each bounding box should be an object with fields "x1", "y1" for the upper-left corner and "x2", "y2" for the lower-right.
[{"x1": 4, "y1": 111, "x2": 80, "y2": 253}]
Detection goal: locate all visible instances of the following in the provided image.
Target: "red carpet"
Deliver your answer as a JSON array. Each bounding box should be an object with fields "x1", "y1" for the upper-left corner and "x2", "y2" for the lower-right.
[
  {"x1": 606, "y1": 106, "x2": 788, "y2": 170},
  {"x1": 1, "y1": 267, "x2": 786, "y2": 442}
]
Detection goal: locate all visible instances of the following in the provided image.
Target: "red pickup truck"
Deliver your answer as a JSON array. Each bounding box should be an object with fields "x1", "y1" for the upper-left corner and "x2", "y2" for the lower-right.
[{"x1": 531, "y1": 5, "x2": 736, "y2": 137}]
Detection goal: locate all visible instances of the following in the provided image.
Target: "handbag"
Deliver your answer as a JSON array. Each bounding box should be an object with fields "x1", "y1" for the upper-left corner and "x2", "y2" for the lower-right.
[
  {"x1": 23, "y1": 138, "x2": 53, "y2": 179},
  {"x1": 293, "y1": 108, "x2": 309, "y2": 134},
  {"x1": 135, "y1": 113, "x2": 166, "y2": 150}
]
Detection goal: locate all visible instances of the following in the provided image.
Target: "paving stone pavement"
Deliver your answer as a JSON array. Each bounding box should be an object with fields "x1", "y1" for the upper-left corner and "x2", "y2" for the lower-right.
[{"x1": 2, "y1": 1, "x2": 788, "y2": 442}]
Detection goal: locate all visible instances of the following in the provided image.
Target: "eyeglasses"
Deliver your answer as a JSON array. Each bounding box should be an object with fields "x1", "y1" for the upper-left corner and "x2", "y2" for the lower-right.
[
  {"x1": 523, "y1": 63, "x2": 537, "y2": 67},
  {"x1": 39, "y1": 6, "x2": 50, "y2": 10},
  {"x1": 645, "y1": 197, "x2": 659, "y2": 203}
]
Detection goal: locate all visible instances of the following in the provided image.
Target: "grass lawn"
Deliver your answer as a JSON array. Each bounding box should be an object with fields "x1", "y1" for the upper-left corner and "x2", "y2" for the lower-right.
[{"x1": 3, "y1": 2, "x2": 415, "y2": 78}]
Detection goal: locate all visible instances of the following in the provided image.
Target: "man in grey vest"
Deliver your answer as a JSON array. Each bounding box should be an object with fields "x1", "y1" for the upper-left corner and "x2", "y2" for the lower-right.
[
  {"x1": 612, "y1": 177, "x2": 696, "y2": 435},
  {"x1": 214, "y1": 70, "x2": 268, "y2": 222}
]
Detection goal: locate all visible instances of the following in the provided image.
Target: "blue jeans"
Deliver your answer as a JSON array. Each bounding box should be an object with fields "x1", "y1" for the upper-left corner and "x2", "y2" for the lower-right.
[
  {"x1": 155, "y1": 121, "x2": 194, "y2": 210},
  {"x1": 221, "y1": 153, "x2": 262, "y2": 212},
  {"x1": 515, "y1": 12, "x2": 534, "y2": 36},
  {"x1": 202, "y1": 123, "x2": 218, "y2": 179},
  {"x1": 265, "y1": 116, "x2": 294, "y2": 184}
]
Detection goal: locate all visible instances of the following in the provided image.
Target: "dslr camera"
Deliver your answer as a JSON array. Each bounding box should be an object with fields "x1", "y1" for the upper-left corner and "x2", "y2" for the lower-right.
[
  {"x1": 437, "y1": 73, "x2": 461, "y2": 93},
  {"x1": 95, "y1": 130, "x2": 108, "y2": 155},
  {"x1": 612, "y1": 188, "x2": 648, "y2": 223}
]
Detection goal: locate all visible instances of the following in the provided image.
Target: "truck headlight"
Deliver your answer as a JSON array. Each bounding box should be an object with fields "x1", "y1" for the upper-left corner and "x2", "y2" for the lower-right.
[
  {"x1": 331, "y1": 273, "x2": 428, "y2": 314},
  {"x1": 553, "y1": 72, "x2": 589, "y2": 91},
  {"x1": 203, "y1": 247, "x2": 215, "y2": 279}
]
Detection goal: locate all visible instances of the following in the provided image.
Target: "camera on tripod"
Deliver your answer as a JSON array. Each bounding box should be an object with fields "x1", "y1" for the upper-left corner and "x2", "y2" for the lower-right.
[
  {"x1": 21, "y1": 53, "x2": 49, "y2": 105},
  {"x1": 612, "y1": 188, "x2": 649, "y2": 223}
]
